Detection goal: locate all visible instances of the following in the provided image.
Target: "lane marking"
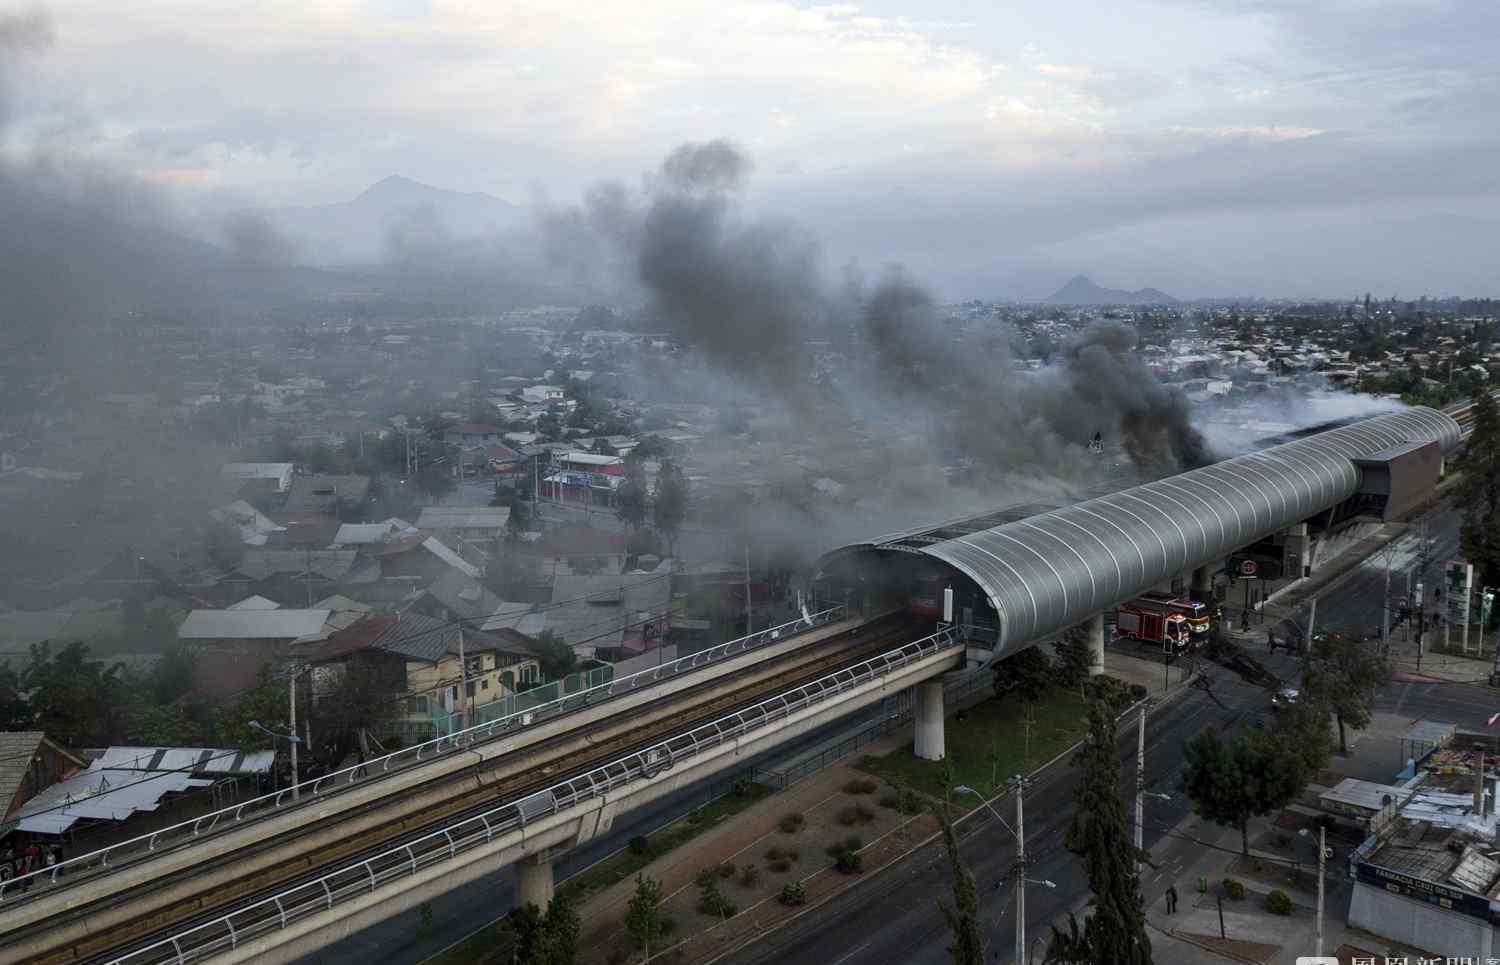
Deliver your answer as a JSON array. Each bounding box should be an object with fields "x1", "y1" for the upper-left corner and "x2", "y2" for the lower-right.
[{"x1": 830, "y1": 942, "x2": 871, "y2": 965}]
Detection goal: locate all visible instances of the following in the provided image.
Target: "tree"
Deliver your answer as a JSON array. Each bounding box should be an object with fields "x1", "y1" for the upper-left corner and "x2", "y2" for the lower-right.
[
  {"x1": 652, "y1": 459, "x2": 690, "y2": 555},
  {"x1": 0, "y1": 664, "x2": 32, "y2": 731},
  {"x1": 625, "y1": 527, "x2": 663, "y2": 562},
  {"x1": 23, "y1": 642, "x2": 127, "y2": 747},
  {"x1": 308, "y1": 659, "x2": 401, "y2": 769},
  {"x1": 1458, "y1": 388, "x2": 1500, "y2": 586},
  {"x1": 1179, "y1": 729, "x2": 1303, "y2": 856},
  {"x1": 414, "y1": 464, "x2": 456, "y2": 504},
  {"x1": 992, "y1": 646, "x2": 1053, "y2": 703},
  {"x1": 150, "y1": 644, "x2": 198, "y2": 705},
  {"x1": 615, "y1": 461, "x2": 650, "y2": 532},
  {"x1": 507, "y1": 892, "x2": 580, "y2": 965},
  {"x1": 531, "y1": 631, "x2": 578, "y2": 683},
  {"x1": 937, "y1": 811, "x2": 983, "y2": 965},
  {"x1": 217, "y1": 666, "x2": 290, "y2": 751},
  {"x1": 1053, "y1": 628, "x2": 1094, "y2": 690},
  {"x1": 1303, "y1": 631, "x2": 1390, "y2": 754},
  {"x1": 1048, "y1": 700, "x2": 1151, "y2": 965},
  {"x1": 1270, "y1": 690, "x2": 1333, "y2": 778},
  {"x1": 625, "y1": 874, "x2": 665, "y2": 958}
]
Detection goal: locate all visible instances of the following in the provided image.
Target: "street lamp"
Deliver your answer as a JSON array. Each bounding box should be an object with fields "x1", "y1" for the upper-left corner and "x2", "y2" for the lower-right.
[
  {"x1": 1296, "y1": 822, "x2": 1332, "y2": 960},
  {"x1": 954, "y1": 781, "x2": 1035, "y2": 965},
  {"x1": 249, "y1": 720, "x2": 304, "y2": 801}
]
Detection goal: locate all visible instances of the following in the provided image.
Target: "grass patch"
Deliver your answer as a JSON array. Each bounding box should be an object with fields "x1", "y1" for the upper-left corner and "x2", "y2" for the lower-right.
[
  {"x1": 858, "y1": 689, "x2": 1090, "y2": 799},
  {"x1": 421, "y1": 782, "x2": 774, "y2": 965}
]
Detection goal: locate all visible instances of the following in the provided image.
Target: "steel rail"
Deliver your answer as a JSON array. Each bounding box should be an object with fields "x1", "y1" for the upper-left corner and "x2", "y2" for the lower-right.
[
  {"x1": 0, "y1": 605, "x2": 847, "y2": 902},
  {"x1": 103, "y1": 627, "x2": 960, "y2": 965}
]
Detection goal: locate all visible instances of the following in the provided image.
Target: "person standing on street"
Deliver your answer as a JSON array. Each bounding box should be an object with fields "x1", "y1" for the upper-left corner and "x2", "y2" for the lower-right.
[{"x1": 1165, "y1": 884, "x2": 1178, "y2": 914}]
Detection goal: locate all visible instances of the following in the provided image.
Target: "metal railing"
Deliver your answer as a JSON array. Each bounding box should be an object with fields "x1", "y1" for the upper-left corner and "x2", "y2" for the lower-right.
[
  {"x1": 0, "y1": 605, "x2": 848, "y2": 902},
  {"x1": 105, "y1": 627, "x2": 961, "y2": 965}
]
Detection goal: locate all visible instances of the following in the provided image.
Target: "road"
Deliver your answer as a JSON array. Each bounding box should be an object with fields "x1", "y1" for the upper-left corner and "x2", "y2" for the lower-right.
[{"x1": 721, "y1": 505, "x2": 1479, "y2": 965}]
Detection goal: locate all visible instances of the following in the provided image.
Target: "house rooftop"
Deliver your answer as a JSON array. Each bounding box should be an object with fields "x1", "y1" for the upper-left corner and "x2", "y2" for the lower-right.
[{"x1": 178, "y1": 608, "x2": 331, "y2": 640}]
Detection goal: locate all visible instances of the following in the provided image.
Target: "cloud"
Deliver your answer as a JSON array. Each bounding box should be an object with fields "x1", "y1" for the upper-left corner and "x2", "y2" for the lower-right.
[{"x1": 3, "y1": 0, "x2": 1497, "y2": 295}]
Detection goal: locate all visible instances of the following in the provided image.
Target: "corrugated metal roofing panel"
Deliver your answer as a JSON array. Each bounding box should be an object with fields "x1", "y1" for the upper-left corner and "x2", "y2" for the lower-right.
[{"x1": 178, "y1": 609, "x2": 332, "y2": 640}]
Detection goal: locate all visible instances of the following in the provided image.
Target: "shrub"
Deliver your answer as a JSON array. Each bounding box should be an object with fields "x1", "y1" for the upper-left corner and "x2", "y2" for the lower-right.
[
  {"x1": 1265, "y1": 889, "x2": 1292, "y2": 915},
  {"x1": 767, "y1": 859, "x2": 792, "y2": 873},
  {"x1": 694, "y1": 868, "x2": 717, "y2": 888},
  {"x1": 843, "y1": 778, "x2": 878, "y2": 795},
  {"x1": 628, "y1": 835, "x2": 650, "y2": 856},
  {"x1": 825, "y1": 836, "x2": 863, "y2": 858},
  {"x1": 836, "y1": 804, "x2": 875, "y2": 826},
  {"x1": 835, "y1": 850, "x2": 863, "y2": 874},
  {"x1": 697, "y1": 877, "x2": 737, "y2": 917},
  {"x1": 717, "y1": 862, "x2": 736, "y2": 879},
  {"x1": 765, "y1": 846, "x2": 799, "y2": 862},
  {"x1": 1222, "y1": 877, "x2": 1245, "y2": 900},
  {"x1": 1128, "y1": 683, "x2": 1148, "y2": 701},
  {"x1": 738, "y1": 864, "x2": 760, "y2": 887},
  {"x1": 688, "y1": 808, "x2": 706, "y2": 826},
  {"x1": 779, "y1": 881, "x2": 807, "y2": 906},
  {"x1": 897, "y1": 787, "x2": 924, "y2": 816},
  {"x1": 778, "y1": 813, "x2": 806, "y2": 834},
  {"x1": 877, "y1": 794, "x2": 899, "y2": 810},
  {"x1": 733, "y1": 777, "x2": 754, "y2": 797},
  {"x1": 661, "y1": 917, "x2": 678, "y2": 936}
]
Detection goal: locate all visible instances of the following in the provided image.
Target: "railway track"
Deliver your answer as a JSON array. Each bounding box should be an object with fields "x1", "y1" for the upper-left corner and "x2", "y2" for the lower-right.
[
  {"x1": 1, "y1": 608, "x2": 857, "y2": 910},
  {"x1": 19, "y1": 615, "x2": 928, "y2": 965}
]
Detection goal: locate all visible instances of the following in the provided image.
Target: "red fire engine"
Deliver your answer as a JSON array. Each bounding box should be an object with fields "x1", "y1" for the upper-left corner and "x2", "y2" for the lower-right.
[{"x1": 1115, "y1": 600, "x2": 1191, "y2": 653}]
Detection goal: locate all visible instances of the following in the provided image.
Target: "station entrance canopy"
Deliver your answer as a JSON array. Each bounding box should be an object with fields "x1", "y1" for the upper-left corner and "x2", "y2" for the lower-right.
[{"x1": 819, "y1": 407, "x2": 1461, "y2": 659}]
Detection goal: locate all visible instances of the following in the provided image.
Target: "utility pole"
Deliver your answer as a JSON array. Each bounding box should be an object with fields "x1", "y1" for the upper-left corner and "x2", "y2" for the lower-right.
[
  {"x1": 289, "y1": 672, "x2": 300, "y2": 801},
  {"x1": 744, "y1": 543, "x2": 753, "y2": 638},
  {"x1": 1316, "y1": 825, "x2": 1326, "y2": 958},
  {"x1": 1135, "y1": 702, "x2": 1146, "y2": 874},
  {"x1": 1307, "y1": 596, "x2": 1317, "y2": 645},
  {"x1": 1014, "y1": 776, "x2": 1027, "y2": 965},
  {"x1": 1381, "y1": 545, "x2": 1392, "y2": 652},
  {"x1": 457, "y1": 624, "x2": 471, "y2": 732}
]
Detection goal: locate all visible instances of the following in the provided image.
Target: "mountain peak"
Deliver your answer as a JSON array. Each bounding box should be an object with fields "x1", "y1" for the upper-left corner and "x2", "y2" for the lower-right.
[
  {"x1": 1045, "y1": 275, "x2": 1176, "y2": 306},
  {"x1": 353, "y1": 174, "x2": 433, "y2": 204}
]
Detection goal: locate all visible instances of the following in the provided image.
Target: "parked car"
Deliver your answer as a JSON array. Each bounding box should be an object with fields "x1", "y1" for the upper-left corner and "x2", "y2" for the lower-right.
[{"x1": 1272, "y1": 687, "x2": 1299, "y2": 711}]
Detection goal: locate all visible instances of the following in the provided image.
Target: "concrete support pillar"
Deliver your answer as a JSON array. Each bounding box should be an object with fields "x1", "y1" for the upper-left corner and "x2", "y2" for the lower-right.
[
  {"x1": 1191, "y1": 563, "x2": 1215, "y2": 599},
  {"x1": 517, "y1": 854, "x2": 555, "y2": 910},
  {"x1": 1284, "y1": 522, "x2": 1309, "y2": 578},
  {"x1": 914, "y1": 679, "x2": 945, "y2": 761},
  {"x1": 1087, "y1": 611, "x2": 1106, "y2": 677}
]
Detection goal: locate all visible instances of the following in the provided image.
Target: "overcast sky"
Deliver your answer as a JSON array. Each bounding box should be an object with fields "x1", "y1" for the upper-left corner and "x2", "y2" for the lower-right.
[{"x1": 3, "y1": 0, "x2": 1497, "y2": 298}]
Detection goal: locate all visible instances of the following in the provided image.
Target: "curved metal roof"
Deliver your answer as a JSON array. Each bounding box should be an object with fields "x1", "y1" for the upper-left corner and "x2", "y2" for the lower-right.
[{"x1": 852, "y1": 407, "x2": 1459, "y2": 657}]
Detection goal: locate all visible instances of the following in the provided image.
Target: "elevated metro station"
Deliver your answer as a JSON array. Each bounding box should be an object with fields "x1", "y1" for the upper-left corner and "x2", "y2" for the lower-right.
[{"x1": 812, "y1": 405, "x2": 1462, "y2": 673}]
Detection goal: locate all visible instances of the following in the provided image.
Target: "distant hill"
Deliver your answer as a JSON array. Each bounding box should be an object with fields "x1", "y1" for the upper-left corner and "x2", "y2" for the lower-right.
[
  {"x1": 1044, "y1": 275, "x2": 1177, "y2": 306},
  {"x1": 0, "y1": 177, "x2": 367, "y2": 352},
  {"x1": 252, "y1": 175, "x2": 529, "y2": 265}
]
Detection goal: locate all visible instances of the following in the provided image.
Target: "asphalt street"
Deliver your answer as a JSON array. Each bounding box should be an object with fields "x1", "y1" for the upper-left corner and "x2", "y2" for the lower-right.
[{"x1": 719, "y1": 505, "x2": 1480, "y2": 965}]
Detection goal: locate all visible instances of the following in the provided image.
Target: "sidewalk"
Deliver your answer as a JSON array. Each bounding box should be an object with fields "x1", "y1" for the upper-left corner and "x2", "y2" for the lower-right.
[{"x1": 1136, "y1": 796, "x2": 1432, "y2": 964}]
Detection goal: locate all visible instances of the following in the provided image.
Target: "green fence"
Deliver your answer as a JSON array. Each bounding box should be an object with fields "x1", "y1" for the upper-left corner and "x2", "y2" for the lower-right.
[{"x1": 420, "y1": 663, "x2": 617, "y2": 739}]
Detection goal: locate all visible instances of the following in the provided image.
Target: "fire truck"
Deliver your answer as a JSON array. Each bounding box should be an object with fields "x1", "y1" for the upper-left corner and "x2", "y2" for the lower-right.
[
  {"x1": 1115, "y1": 598, "x2": 1192, "y2": 654},
  {"x1": 1130, "y1": 591, "x2": 1212, "y2": 639}
]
